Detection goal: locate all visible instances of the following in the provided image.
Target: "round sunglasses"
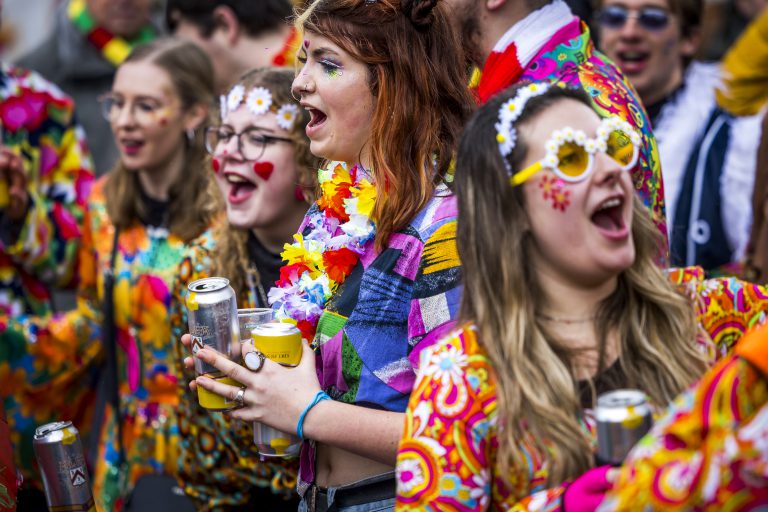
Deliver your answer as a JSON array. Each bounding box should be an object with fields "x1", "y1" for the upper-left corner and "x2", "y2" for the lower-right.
[
  {"x1": 596, "y1": 5, "x2": 671, "y2": 31},
  {"x1": 510, "y1": 116, "x2": 641, "y2": 186}
]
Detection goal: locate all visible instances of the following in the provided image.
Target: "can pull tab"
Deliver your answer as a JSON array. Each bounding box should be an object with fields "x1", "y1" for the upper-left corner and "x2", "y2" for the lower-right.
[{"x1": 186, "y1": 292, "x2": 198, "y2": 311}]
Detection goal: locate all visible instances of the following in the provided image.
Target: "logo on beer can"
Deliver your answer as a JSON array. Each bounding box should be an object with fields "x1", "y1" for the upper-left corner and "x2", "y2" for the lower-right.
[{"x1": 251, "y1": 322, "x2": 302, "y2": 367}]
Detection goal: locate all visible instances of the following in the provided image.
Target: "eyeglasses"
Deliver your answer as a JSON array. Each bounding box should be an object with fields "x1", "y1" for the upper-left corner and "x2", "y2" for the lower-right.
[
  {"x1": 510, "y1": 116, "x2": 641, "y2": 186},
  {"x1": 596, "y1": 5, "x2": 671, "y2": 31},
  {"x1": 98, "y1": 94, "x2": 172, "y2": 125},
  {"x1": 204, "y1": 126, "x2": 293, "y2": 161}
]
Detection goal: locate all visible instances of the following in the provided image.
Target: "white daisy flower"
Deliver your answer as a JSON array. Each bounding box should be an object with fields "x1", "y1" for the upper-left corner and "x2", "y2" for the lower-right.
[
  {"x1": 276, "y1": 104, "x2": 299, "y2": 130},
  {"x1": 246, "y1": 86, "x2": 273, "y2": 116},
  {"x1": 544, "y1": 153, "x2": 559, "y2": 168},
  {"x1": 227, "y1": 84, "x2": 245, "y2": 112}
]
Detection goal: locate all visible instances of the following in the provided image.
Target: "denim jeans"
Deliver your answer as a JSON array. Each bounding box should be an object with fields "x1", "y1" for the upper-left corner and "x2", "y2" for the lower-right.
[{"x1": 299, "y1": 472, "x2": 396, "y2": 512}]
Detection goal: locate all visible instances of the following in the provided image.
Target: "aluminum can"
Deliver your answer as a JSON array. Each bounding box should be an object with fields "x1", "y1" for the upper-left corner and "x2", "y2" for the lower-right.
[
  {"x1": 595, "y1": 389, "x2": 653, "y2": 465},
  {"x1": 186, "y1": 277, "x2": 241, "y2": 411},
  {"x1": 251, "y1": 322, "x2": 303, "y2": 457},
  {"x1": 32, "y1": 421, "x2": 95, "y2": 512},
  {"x1": 251, "y1": 322, "x2": 302, "y2": 367}
]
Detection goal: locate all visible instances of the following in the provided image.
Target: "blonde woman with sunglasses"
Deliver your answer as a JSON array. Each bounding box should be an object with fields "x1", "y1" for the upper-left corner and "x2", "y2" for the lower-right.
[{"x1": 394, "y1": 83, "x2": 768, "y2": 511}]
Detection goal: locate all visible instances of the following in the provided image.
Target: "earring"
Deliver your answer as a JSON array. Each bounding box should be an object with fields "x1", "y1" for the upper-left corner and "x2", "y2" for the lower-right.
[
  {"x1": 294, "y1": 185, "x2": 306, "y2": 202},
  {"x1": 186, "y1": 128, "x2": 195, "y2": 143}
]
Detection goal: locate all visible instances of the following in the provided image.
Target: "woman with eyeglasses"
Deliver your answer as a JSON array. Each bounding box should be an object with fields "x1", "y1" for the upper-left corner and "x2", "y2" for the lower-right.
[
  {"x1": 0, "y1": 38, "x2": 221, "y2": 510},
  {"x1": 181, "y1": 0, "x2": 475, "y2": 509},
  {"x1": 170, "y1": 67, "x2": 318, "y2": 511},
  {"x1": 394, "y1": 82, "x2": 768, "y2": 511}
]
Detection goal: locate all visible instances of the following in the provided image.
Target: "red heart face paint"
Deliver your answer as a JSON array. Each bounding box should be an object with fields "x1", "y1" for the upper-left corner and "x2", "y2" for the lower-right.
[
  {"x1": 539, "y1": 175, "x2": 571, "y2": 212},
  {"x1": 253, "y1": 161, "x2": 274, "y2": 181},
  {"x1": 212, "y1": 158, "x2": 220, "y2": 174}
]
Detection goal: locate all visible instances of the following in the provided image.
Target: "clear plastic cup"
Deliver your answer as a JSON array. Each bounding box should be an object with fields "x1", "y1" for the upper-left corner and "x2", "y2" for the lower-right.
[
  {"x1": 253, "y1": 422, "x2": 301, "y2": 459},
  {"x1": 237, "y1": 308, "x2": 274, "y2": 343}
]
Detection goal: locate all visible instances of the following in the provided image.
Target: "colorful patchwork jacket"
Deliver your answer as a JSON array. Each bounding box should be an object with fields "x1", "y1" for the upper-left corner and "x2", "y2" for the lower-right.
[
  {"x1": 0, "y1": 63, "x2": 93, "y2": 317},
  {"x1": 0, "y1": 177, "x2": 216, "y2": 510},
  {"x1": 395, "y1": 267, "x2": 768, "y2": 510},
  {"x1": 169, "y1": 242, "x2": 298, "y2": 511},
  {"x1": 298, "y1": 183, "x2": 462, "y2": 495}
]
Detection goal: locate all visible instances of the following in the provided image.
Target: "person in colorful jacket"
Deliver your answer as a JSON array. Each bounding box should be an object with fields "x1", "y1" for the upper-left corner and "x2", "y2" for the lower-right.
[
  {"x1": 0, "y1": 63, "x2": 94, "y2": 505},
  {"x1": 0, "y1": 39, "x2": 219, "y2": 510},
  {"x1": 394, "y1": 83, "x2": 768, "y2": 511},
  {"x1": 19, "y1": 0, "x2": 160, "y2": 175},
  {"x1": 182, "y1": 0, "x2": 475, "y2": 509},
  {"x1": 446, "y1": 0, "x2": 667, "y2": 242},
  {"x1": 169, "y1": 68, "x2": 319, "y2": 510}
]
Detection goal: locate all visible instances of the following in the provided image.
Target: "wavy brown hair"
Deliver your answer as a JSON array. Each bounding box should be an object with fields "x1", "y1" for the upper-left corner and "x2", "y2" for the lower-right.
[
  {"x1": 212, "y1": 68, "x2": 319, "y2": 298},
  {"x1": 455, "y1": 84, "x2": 708, "y2": 488},
  {"x1": 104, "y1": 38, "x2": 221, "y2": 242},
  {"x1": 296, "y1": 0, "x2": 474, "y2": 249}
]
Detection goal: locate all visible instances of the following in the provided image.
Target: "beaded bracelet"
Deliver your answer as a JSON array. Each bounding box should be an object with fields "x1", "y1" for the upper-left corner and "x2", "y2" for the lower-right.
[{"x1": 297, "y1": 390, "x2": 331, "y2": 440}]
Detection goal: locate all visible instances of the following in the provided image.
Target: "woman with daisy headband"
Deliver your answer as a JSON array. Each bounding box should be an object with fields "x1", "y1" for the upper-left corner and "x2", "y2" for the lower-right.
[
  {"x1": 394, "y1": 82, "x2": 768, "y2": 511},
  {"x1": 182, "y1": 0, "x2": 474, "y2": 509},
  {"x1": 171, "y1": 67, "x2": 317, "y2": 511}
]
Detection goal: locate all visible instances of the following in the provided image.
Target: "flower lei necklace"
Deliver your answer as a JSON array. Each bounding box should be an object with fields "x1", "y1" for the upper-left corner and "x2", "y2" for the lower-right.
[
  {"x1": 68, "y1": 0, "x2": 155, "y2": 67},
  {"x1": 268, "y1": 161, "x2": 377, "y2": 342}
]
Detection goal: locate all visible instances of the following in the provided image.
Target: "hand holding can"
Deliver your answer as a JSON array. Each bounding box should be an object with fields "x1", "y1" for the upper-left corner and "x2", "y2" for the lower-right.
[{"x1": 186, "y1": 277, "x2": 242, "y2": 411}]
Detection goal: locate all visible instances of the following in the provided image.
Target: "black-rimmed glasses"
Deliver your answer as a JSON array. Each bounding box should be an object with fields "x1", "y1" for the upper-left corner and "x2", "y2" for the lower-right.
[
  {"x1": 204, "y1": 126, "x2": 293, "y2": 161},
  {"x1": 596, "y1": 5, "x2": 671, "y2": 31}
]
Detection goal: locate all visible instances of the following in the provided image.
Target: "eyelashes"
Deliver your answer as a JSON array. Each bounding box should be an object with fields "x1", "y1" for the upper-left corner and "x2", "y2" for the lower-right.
[{"x1": 320, "y1": 59, "x2": 343, "y2": 78}]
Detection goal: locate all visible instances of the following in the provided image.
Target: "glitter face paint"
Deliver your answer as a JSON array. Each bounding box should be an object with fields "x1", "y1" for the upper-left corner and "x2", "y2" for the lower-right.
[
  {"x1": 253, "y1": 161, "x2": 274, "y2": 181},
  {"x1": 539, "y1": 175, "x2": 571, "y2": 212}
]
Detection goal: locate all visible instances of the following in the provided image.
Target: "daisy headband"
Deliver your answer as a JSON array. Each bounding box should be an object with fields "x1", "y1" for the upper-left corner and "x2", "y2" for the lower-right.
[
  {"x1": 220, "y1": 84, "x2": 300, "y2": 131},
  {"x1": 495, "y1": 82, "x2": 550, "y2": 171}
]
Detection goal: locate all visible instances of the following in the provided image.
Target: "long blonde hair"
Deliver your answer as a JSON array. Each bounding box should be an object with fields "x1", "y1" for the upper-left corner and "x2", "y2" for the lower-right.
[
  {"x1": 104, "y1": 38, "x2": 221, "y2": 242},
  {"x1": 212, "y1": 68, "x2": 319, "y2": 298},
  {"x1": 454, "y1": 85, "x2": 707, "y2": 486}
]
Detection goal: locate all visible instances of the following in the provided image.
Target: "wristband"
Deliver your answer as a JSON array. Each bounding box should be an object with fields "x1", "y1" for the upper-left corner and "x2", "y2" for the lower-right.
[{"x1": 297, "y1": 390, "x2": 331, "y2": 440}]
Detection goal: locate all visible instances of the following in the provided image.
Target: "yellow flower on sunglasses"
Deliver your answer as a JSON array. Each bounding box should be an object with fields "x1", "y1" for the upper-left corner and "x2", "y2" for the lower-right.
[{"x1": 510, "y1": 116, "x2": 641, "y2": 186}]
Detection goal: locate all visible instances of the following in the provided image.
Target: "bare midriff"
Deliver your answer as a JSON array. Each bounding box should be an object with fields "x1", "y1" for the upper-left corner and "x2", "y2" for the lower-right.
[{"x1": 315, "y1": 443, "x2": 394, "y2": 487}]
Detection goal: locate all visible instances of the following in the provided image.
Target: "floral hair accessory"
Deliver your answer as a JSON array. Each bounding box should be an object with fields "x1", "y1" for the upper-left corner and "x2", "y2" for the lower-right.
[
  {"x1": 276, "y1": 104, "x2": 300, "y2": 130},
  {"x1": 220, "y1": 85, "x2": 300, "y2": 130},
  {"x1": 495, "y1": 82, "x2": 550, "y2": 170}
]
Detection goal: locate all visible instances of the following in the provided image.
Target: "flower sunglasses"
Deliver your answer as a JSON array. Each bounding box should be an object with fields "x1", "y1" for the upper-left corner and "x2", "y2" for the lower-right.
[
  {"x1": 509, "y1": 116, "x2": 641, "y2": 186},
  {"x1": 596, "y1": 5, "x2": 671, "y2": 31}
]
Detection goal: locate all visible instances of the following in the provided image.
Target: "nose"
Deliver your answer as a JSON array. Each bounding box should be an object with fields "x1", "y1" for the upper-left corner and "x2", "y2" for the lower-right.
[
  {"x1": 618, "y1": 14, "x2": 644, "y2": 39},
  {"x1": 291, "y1": 68, "x2": 315, "y2": 99},
  {"x1": 114, "y1": 103, "x2": 136, "y2": 128},
  {"x1": 592, "y1": 151, "x2": 624, "y2": 185}
]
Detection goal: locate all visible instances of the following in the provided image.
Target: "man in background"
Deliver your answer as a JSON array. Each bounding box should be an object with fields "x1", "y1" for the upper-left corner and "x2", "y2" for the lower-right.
[{"x1": 166, "y1": 0, "x2": 299, "y2": 92}]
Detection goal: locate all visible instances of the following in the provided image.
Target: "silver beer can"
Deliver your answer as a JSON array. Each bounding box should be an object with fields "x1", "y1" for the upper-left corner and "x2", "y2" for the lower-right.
[
  {"x1": 595, "y1": 389, "x2": 653, "y2": 465},
  {"x1": 32, "y1": 421, "x2": 95, "y2": 512},
  {"x1": 186, "y1": 277, "x2": 241, "y2": 411}
]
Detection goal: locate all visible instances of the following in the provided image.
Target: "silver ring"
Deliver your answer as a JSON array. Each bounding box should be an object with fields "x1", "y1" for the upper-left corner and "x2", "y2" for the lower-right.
[
  {"x1": 233, "y1": 387, "x2": 246, "y2": 407},
  {"x1": 244, "y1": 350, "x2": 266, "y2": 372}
]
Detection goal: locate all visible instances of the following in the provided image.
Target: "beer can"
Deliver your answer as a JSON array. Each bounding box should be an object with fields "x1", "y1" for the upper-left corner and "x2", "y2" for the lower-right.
[
  {"x1": 595, "y1": 389, "x2": 653, "y2": 465},
  {"x1": 33, "y1": 421, "x2": 95, "y2": 512},
  {"x1": 251, "y1": 322, "x2": 302, "y2": 367},
  {"x1": 186, "y1": 277, "x2": 241, "y2": 411}
]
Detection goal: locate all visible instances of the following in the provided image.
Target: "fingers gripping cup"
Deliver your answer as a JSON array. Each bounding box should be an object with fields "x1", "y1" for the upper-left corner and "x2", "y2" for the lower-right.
[
  {"x1": 250, "y1": 322, "x2": 303, "y2": 458},
  {"x1": 186, "y1": 277, "x2": 242, "y2": 411}
]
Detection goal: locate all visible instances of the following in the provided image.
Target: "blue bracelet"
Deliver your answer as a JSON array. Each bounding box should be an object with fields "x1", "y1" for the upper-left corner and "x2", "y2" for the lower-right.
[{"x1": 297, "y1": 390, "x2": 331, "y2": 440}]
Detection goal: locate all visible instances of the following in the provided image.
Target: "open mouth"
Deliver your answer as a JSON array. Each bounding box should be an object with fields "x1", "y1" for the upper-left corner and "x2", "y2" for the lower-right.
[
  {"x1": 615, "y1": 50, "x2": 650, "y2": 74},
  {"x1": 120, "y1": 138, "x2": 145, "y2": 156},
  {"x1": 591, "y1": 196, "x2": 627, "y2": 238},
  {"x1": 306, "y1": 107, "x2": 327, "y2": 132},
  {"x1": 223, "y1": 172, "x2": 257, "y2": 205}
]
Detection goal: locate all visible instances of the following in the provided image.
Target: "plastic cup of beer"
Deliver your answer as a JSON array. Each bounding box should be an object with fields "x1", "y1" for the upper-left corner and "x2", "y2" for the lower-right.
[
  {"x1": 237, "y1": 308, "x2": 274, "y2": 344},
  {"x1": 251, "y1": 322, "x2": 303, "y2": 458}
]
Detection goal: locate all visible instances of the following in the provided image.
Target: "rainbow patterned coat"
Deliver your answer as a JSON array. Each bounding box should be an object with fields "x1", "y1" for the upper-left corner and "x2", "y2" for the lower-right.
[
  {"x1": 395, "y1": 268, "x2": 768, "y2": 510},
  {"x1": 0, "y1": 177, "x2": 216, "y2": 510}
]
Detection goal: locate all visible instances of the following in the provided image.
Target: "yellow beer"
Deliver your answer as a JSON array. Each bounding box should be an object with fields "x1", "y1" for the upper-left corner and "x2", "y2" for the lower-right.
[{"x1": 251, "y1": 322, "x2": 302, "y2": 366}]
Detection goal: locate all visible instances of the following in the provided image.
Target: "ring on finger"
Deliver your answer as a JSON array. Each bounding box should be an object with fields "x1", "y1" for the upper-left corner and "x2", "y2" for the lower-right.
[
  {"x1": 244, "y1": 350, "x2": 266, "y2": 372},
  {"x1": 233, "y1": 387, "x2": 246, "y2": 407}
]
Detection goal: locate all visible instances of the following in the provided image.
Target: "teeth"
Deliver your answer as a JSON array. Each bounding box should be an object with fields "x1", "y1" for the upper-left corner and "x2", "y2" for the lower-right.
[
  {"x1": 225, "y1": 174, "x2": 249, "y2": 184},
  {"x1": 598, "y1": 198, "x2": 621, "y2": 211}
]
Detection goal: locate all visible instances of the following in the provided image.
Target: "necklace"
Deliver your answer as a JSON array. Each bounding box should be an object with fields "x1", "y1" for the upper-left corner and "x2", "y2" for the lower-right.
[
  {"x1": 68, "y1": 0, "x2": 155, "y2": 67},
  {"x1": 537, "y1": 313, "x2": 596, "y2": 324},
  {"x1": 268, "y1": 161, "x2": 377, "y2": 342}
]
